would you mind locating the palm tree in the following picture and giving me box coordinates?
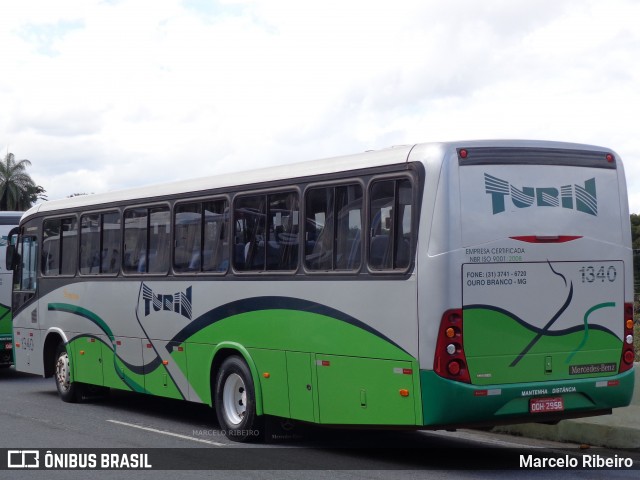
[0,152,47,210]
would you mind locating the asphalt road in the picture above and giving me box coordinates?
[0,367,638,480]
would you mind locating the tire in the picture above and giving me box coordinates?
[54,343,79,403]
[214,356,263,442]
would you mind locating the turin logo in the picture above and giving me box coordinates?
[142,283,192,320]
[484,174,597,216]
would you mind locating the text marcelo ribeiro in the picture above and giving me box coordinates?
[520,454,633,469]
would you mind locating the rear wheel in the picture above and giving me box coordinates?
[54,343,79,403]
[214,356,263,442]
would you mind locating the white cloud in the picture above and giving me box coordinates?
[1,0,640,213]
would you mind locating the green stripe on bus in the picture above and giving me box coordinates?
[463,307,622,385]
[0,305,12,336]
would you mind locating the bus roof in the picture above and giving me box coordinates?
[24,144,416,218]
[23,139,615,219]
[0,211,25,225]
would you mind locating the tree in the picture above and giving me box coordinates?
[0,152,47,210]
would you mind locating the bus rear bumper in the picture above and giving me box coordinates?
[420,367,635,429]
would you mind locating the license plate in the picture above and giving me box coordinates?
[529,396,564,413]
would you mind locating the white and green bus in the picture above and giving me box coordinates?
[8,141,635,441]
[0,211,23,366]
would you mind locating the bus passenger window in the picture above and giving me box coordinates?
[148,207,170,274]
[305,184,362,271]
[42,219,61,276]
[203,200,229,272]
[81,212,121,275]
[334,185,362,270]
[123,206,170,275]
[174,203,201,273]
[80,214,100,274]
[60,218,78,276]
[42,217,77,276]
[267,192,299,271]
[304,187,333,270]
[123,208,148,274]
[174,199,229,274]
[101,212,121,274]
[368,178,413,271]
[233,192,298,272]
[233,195,265,271]
[17,233,38,291]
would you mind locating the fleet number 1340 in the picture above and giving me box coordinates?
[579,265,617,283]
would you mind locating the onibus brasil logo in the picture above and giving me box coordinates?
[484,174,597,216]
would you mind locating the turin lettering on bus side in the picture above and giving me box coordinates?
[484,173,597,216]
[141,283,193,320]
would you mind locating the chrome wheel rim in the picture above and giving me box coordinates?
[56,352,71,393]
[222,373,246,426]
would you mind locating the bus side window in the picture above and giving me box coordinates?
[80,212,121,275]
[304,187,334,271]
[202,200,229,272]
[42,217,77,276]
[233,192,298,272]
[42,219,61,276]
[148,207,170,274]
[305,184,362,271]
[123,208,147,274]
[101,212,121,274]
[368,178,413,271]
[174,200,229,274]
[233,195,265,271]
[334,185,362,270]
[267,192,299,271]
[80,214,100,274]
[174,203,201,273]
[17,234,38,291]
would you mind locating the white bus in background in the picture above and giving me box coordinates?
[0,211,23,366]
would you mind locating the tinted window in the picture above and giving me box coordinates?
[42,219,61,276]
[124,207,170,274]
[42,217,77,276]
[203,200,229,272]
[148,207,170,274]
[233,192,299,271]
[80,214,100,274]
[123,208,148,274]
[368,178,413,270]
[80,212,121,275]
[102,212,122,274]
[174,199,229,273]
[17,230,38,291]
[305,184,362,271]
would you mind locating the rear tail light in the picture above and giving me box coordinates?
[434,309,470,383]
[619,303,635,373]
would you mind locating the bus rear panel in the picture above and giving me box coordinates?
[421,144,634,427]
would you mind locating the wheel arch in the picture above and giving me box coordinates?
[43,328,68,378]
[209,342,264,416]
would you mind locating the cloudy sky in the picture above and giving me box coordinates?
[2,0,640,211]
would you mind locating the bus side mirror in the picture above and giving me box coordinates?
[5,244,15,270]
[5,227,19,271]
